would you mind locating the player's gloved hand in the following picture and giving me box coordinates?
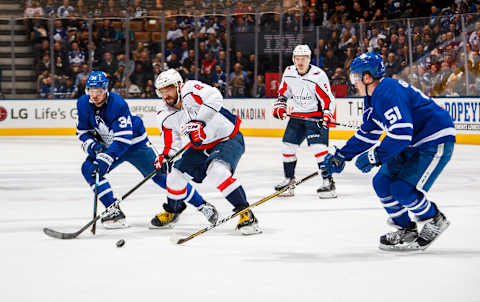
[154,154,173,174]
[185,120,206,147]
[81,139,104,158]
[272,97,287,120]
[95,153,114,177]
[355,148,381,173]
[321,148,346,174]
[317,111,334,129]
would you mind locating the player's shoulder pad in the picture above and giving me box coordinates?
[283,65,297,76]
[308,65,327,78]
[156,102,177,126]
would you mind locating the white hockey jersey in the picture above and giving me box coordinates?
[278,64,335,117]
[156,80,241,155]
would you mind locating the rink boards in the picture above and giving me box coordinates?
[0,97,479,144]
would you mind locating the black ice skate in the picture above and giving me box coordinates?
[274,177,296,197]
[235,209,262,235]
[149,202,186,229]
[101,203,128,229]
[317,175,337,199]
[198,201,219,224]
[379,221,418,251]
[409,209,450,251]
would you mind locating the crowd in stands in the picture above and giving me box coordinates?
[22,0,480,99]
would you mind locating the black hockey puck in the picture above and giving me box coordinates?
[116,239,125,248]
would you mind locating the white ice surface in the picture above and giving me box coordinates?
[0,136,479,302]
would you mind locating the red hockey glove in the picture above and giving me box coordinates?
[273,97,287,120]
[317,111,334,129]
[185,120,206,147]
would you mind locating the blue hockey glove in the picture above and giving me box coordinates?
[322,149,346,175]
[81,139,104,158]
[95,153,114,177]
[355,148,380,173]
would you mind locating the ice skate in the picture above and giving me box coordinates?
[409,209,450,251]
[274,177,296,197]
[101,203,128,229]
[379,221,418,251]
[198,201,218,224]
[235,209,262,235]
[149,202,186,229]
[317,175,337,199]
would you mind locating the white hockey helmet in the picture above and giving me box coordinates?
[155,69,184,99]
[292,44,312,63]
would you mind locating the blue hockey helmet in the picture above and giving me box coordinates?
[86,71,109,94]
[349,52,385,84]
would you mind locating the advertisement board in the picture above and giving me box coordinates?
[0,97,479,144]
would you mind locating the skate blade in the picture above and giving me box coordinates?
[148,223,176,230]
[276,189,294,197]
[238,224,263,235]
[102,219,129,229]
[317,191,337,199]
[378,243,423,253]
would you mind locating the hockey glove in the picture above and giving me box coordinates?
[185,120,206,147]
[322,148,346,175]
[317,111,334,129]
[154,154,173,174]
[81,139,104,158]
[355,148,380,173]
[272,97,287,120]
[95,153,114,177]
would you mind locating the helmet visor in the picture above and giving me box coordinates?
[349,72,362,85]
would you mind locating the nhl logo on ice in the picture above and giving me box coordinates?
[0,106,7,122]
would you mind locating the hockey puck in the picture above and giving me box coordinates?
[116,239,125,248]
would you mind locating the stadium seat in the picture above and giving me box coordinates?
[129,21,144,32]
[146,19,162,31]
[134,32,151,42]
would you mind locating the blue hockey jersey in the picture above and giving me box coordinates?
[76,92,148,160]
[339,78,456,163]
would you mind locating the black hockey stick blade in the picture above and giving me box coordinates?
[173,171,319,245]
[42,145,190,240]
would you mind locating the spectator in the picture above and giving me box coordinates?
[167,52,181,70]
[384,52,401,77]
[233,50,248,69]
[57,0,74,18]
[141,81,155,98]
[117,53,135,78]
[201,52,217,78]
[99,52,118,77]
[127,84,142,98]
[39,76,53,99]
[211,64,226,95]
[53,20,67,42]
[206,33,222,54]
[182,49,195,71]
[75,63,89,88]
[36,54,51,75]
[131,0,147,18]
[87,41,102,68]
[97,19,116,53]
[104,0,120,17]
[44,0,57,16]
[251,74,265,98]
[115,22,134,49]
[167,20,183,42]
[68,41,86,67]
[61,77,77,98]
[130,63,147,88]
[311,48,324,68]
[331,67,347,85]
[229,62,248,97]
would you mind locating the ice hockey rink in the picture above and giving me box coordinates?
[1,136,479,302]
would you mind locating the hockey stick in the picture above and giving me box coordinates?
[91,172,99,235]
[173,170,320,245]
[43,144,191,240]
[287,114,359,129]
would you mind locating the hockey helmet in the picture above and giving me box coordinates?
[349,52,385,84]
[86,71,109,95]
[292,44,311,63]
[155,69,183,99]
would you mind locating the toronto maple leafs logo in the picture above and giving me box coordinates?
[95,115,114,146]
